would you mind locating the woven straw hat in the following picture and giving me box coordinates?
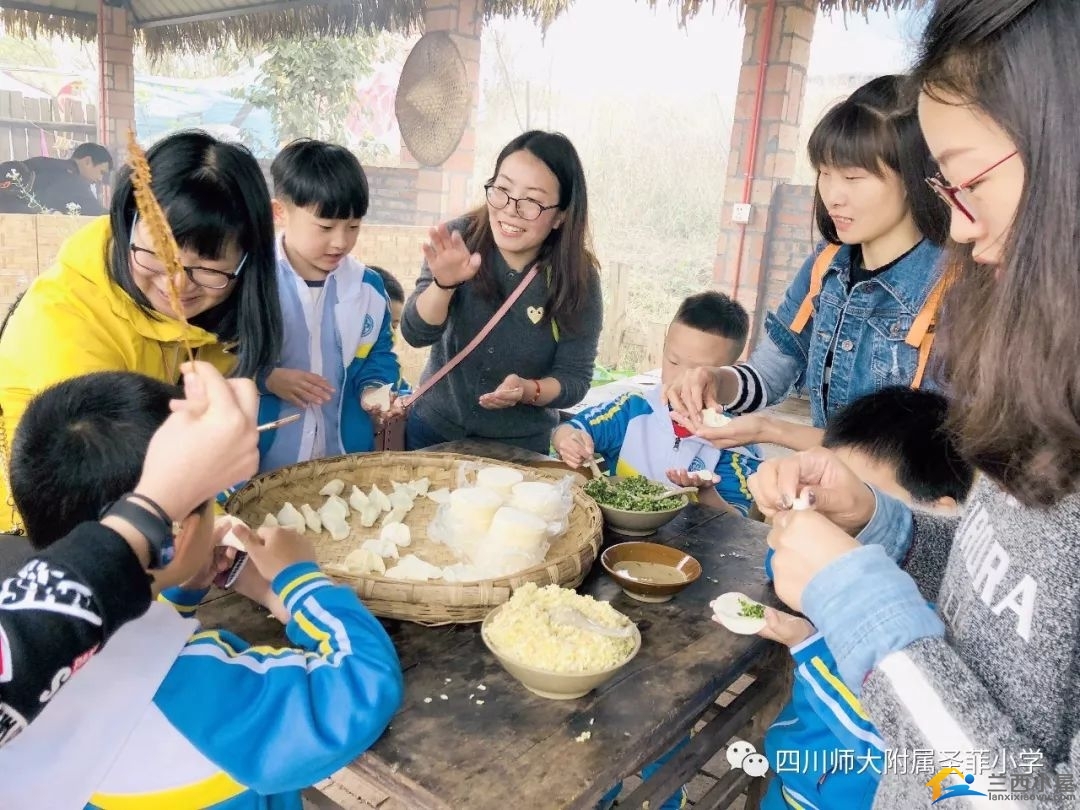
[395,31,471,167]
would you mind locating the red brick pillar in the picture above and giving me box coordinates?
[713,0,816,339]
[97,0,135,159]
[405,0,482,225]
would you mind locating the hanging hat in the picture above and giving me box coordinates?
[395,31,471,167]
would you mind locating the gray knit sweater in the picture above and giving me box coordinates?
[401,226,602,454]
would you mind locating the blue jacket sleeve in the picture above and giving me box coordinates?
[346,284,401,398]
[711,450,759,517]
[569,392,648,471]
[154,562,404,793]
[789,633,887,758]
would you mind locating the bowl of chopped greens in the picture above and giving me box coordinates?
[583,475,689,536]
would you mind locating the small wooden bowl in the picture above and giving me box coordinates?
[601,542,702,603]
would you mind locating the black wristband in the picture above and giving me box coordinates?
[432,276,463,290]
[100,494,175,570]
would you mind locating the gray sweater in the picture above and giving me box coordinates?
[809,476,1080,808]
[401,230,602,454]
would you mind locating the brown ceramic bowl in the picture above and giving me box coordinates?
[601,542,702,603]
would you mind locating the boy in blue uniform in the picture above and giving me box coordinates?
[258,139,400,474]
[555,291,759,516]
[759,388,974,810]
[0,371,404,809]
[369,265,413,396]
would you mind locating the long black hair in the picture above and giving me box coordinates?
[109,130,281,379]
[808,74,949,246]
[463,130,598,333]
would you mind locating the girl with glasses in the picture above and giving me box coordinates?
[751,1,1080,806]
[665,75,951,453]
[0,130,281,532]
[401,130,602,454]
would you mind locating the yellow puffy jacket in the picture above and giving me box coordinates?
[0,217,235,532]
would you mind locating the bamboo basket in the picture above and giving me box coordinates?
[225,452,603,625]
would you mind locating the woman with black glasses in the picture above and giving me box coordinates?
[401,130,603,453]
[0,130,280,533]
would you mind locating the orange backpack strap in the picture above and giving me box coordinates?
[790,244,842,334]
[906,273,949,389]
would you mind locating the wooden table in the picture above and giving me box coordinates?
[202,507,781,809]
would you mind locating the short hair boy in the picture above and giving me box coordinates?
[555,291,758,515]
[260,138,401,475]
[1,370,403,806]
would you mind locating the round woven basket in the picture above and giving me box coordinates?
[225,452,603,625]
[395,31,471,167]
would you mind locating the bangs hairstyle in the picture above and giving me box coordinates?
[10,371,181,548]
[462,130,598,333]
[809,74,949,246]
[271,138,369,220]
[912,0,1080,506]
[109,130,281,379]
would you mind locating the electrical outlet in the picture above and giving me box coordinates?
[732,203,752,224]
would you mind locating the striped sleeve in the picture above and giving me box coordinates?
[156,586,207,618]
[726,363,768,414]
[711,449,759,516]
[155,562,404,794]
[569,392,652,470]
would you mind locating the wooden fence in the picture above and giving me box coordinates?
[0,90,98,163]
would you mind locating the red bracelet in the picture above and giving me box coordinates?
[529,379,542,405]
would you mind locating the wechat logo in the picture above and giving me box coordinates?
[726,740,770,778]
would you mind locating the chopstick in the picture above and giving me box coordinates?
[256,413,302,433]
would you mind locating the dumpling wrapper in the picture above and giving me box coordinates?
[426,487,451,505]
[348,485,369,512]
[362,383,393,414]
[319,479,345,497]
[409,477,430,496]
[361,537,399,560]
[343,548,386,575]
[261,513,279,529]
[276,502,306,533]
[360,503,381,528]
[380,522,411,548]
[701,408,732,428]
[369,484,392,513]
[300,504,322,533]
[381,506,408,527]
[710,592,767,635]
[384,553,443,581]
[691,470,719,485]
[324,515,350,541]
[791,491,812,511]
[217,515,247,550]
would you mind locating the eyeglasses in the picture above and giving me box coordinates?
[926,150,1019,224]
[484,184,560,221]
[128,213,247,290]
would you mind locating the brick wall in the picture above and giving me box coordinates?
[753,183,815,343]
[97,2,135,162]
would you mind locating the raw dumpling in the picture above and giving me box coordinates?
[343,548,386,575]
[276,502,306,533]
[363,383,393,413]
[300,504,322,533]
[476,466,524,497]
[381,506,408,527]
[319,479,345,497]
[380,522,411,548]
[384,554,442,581]
[324,515,350,541]
[319,495,349,525]
[261,513,279,529]
[691,470,719,485]
[388,489,414,512]
[701,408,731,428]
[368,484,392,513]
[360,502,381,528]
[348,485,369,512]
[426,487,451,505]
[361,537,399,560]
[218,515,247,550]
[409,477,430,496]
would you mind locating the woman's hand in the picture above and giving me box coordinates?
[662,366,738,429]
[748,447,876,534]
[479,374,527,410]
[694,413,771,449]
[553,425,594,468]
[422,223,481,288]
[266,368,334,408]
[767,508,861,614]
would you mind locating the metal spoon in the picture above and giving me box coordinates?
[548,606,636,639]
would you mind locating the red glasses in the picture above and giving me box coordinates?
[926,150,1019,223]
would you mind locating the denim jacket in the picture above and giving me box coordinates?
[749,239,945,427]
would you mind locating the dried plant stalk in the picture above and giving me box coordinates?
[126,129,195,365]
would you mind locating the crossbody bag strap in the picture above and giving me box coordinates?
[401,264,541,408]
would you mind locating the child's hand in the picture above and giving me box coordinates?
[666,468,716,490]
[180,545,235,591]
[267,368,334,408]
[423,223,482,288]
[232,523,317,583]
[553,425,594,468]
[757,607,815,647]
[228,556,291,623]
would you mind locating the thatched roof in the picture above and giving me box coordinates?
[0,0,929,57]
